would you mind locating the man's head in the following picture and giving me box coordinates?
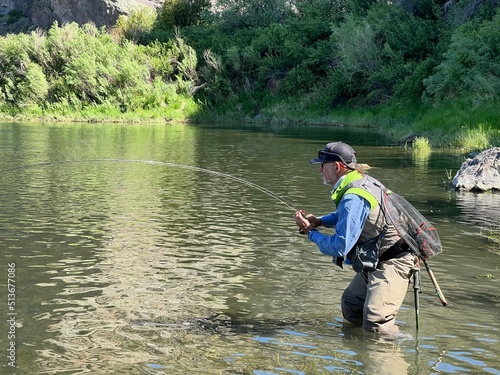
[309,142,357,169]
[309,142,357,186]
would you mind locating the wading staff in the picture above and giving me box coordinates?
[413,256,421,330]
[422,258,448,306]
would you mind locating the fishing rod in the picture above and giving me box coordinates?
[4,158,449,332]
[0,159,300,212]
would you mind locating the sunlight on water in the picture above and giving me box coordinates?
[0,122,499,374]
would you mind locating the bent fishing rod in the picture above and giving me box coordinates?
[3,158,447,315]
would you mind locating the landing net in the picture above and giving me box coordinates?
[382,190,442,260]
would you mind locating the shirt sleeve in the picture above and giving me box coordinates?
[318,212,338,227]
[307,194,371,257]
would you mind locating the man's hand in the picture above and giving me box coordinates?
[305,214,322,228]
[295,210,319,234]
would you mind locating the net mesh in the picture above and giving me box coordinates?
[382,190,442,260]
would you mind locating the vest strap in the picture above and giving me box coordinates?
[344,187,378,210]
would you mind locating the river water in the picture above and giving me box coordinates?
[0,122,499,375]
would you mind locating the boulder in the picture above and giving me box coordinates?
[31,0,159,29]
[1,0,162,34]
[451,147,500,191]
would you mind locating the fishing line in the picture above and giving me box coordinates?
[0,159,299,212]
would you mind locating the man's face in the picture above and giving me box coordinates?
[320,161,340,186]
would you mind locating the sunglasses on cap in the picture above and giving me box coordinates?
[317,149,356,170]
[320,161,336,168]
[318,150,348,164]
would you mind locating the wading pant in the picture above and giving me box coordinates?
[341,253,414,334]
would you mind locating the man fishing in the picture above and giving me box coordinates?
[295,141,413,336]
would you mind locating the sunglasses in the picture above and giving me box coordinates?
[320,161,335,168]
[318,150,353,169]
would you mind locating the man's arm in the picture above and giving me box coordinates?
[318,212,338,228]
[308,194,371,257]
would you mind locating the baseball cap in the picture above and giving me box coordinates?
[309,141,357,169]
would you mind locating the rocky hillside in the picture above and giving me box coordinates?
[0,0,163,34]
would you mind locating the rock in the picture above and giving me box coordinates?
[451,147,500,191]
[1,0,163,34]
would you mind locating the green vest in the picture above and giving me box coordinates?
[331,171,401,269]
[330,170,379,209]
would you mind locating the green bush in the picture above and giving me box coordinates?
[328,3,442,106]
[198,49,233,105]
[19,62,48,105]
[279,65,316,95]
[157,0,211,30]
[424,9,500,104]
[0,33,35,105]
[0,22,203,119]
[210,0,293,31]
[2,0,499,131]
[113,7,157,42]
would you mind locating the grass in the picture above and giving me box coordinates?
[412,137,431,152]
[456,123,495,152]
[204,94,500,152]
[2,91,499,154]
[0,97,200,124]
[334,102,500,152]
[443,169,455,185]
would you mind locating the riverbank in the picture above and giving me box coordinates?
[2,9,499,153]
[2,98,499,153]
[192,98,500,153]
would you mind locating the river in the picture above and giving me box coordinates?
[0,122,499,374]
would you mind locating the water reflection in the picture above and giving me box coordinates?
[0,123,499,375]
[410,149,432,173]
[454,191,500,235]
[24,163,264,373]
[249,322,412,375]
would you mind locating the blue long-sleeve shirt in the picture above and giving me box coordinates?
[308,193,371,258]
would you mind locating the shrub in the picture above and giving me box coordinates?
[113,7,157,42]
[279,65,316,95]
[157,0,211,30]
[18,62,48,105]
[332,15,381,77]
[423,10,500,104]
[0,33,33,105]
[0,22,202,118]
[457,123,493,151]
